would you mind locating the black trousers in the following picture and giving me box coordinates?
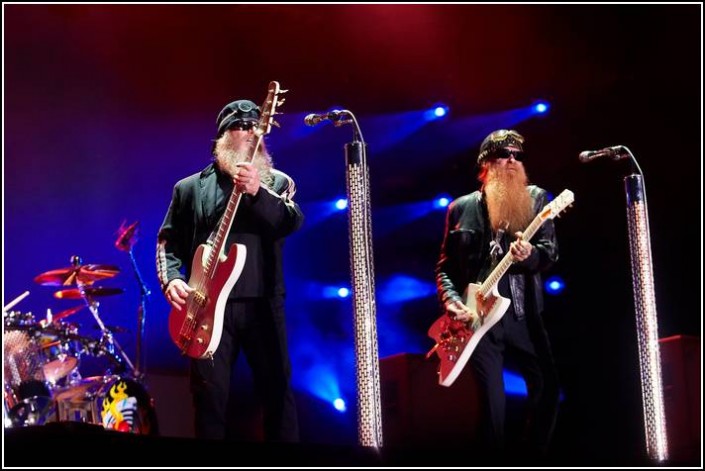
[470,307,560,456]
[190,297,299,442]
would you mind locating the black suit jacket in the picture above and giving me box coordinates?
[157,163,304,299]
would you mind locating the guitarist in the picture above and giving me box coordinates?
[156,99,303,442]
[435,129,560,460]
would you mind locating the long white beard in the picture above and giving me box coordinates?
[213,133,274,186]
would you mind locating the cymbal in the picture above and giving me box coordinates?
[54,287,124,300]
[51,305,86,322]
[34,264,120,287]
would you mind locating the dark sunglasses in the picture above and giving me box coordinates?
[491,148,525,162]
[228,121,257,131]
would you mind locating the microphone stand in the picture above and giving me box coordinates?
[127,247,150,379]
[619,147,669,463]
[114,221,151,380]
[333,111,384,448]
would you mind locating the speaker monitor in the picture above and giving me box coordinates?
[379,352,481,447]
[659,335,701,464]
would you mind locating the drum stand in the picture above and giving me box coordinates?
[77,281,136,376]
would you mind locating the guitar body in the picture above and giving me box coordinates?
[427,282,510,386]
[168,242,247,359]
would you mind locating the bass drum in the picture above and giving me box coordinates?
[54,375,159,435]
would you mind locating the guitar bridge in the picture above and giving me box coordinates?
[192,291,207,306]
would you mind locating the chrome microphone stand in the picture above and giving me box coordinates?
[308,111,384,448]
[582,147,669,462]
[620,148,668,463]
[336,112,384,448]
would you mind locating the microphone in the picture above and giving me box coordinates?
[578,145,627,163]
[304,110,344,126]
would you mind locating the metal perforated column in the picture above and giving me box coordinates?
[345,140,383,448]
[625,174,668,462]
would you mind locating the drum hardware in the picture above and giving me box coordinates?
[36,256,137,377]
[7,394,55,427]
[92,324,129,334]
[43,304,85,324]
[3,310,38,330]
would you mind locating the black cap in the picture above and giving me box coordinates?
[215,99,261,137]
[477,129,525,164]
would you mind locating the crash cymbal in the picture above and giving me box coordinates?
[51,305,86,322]
[34,264,120,287]
[54,287,124,300]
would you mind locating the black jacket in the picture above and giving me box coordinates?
[157,163,304,298]
[435,185,558,319]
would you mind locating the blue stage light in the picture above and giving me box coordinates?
[334,198,348,210]
[545,275,565,295]
[533,101,549,114]
[333,398,346,412]
[321,285,351,299]
[433,194,452,209]
[424,104,449,121]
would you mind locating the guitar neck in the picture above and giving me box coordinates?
[478,213,545,298]
[203,135,264,277]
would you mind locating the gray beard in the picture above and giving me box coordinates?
[213,135,273,186]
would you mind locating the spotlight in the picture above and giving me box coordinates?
[533,101,550,114]
[433,194,452,209]
[545,275,565,295]
[334,198,348,211]
[424,104,449,121]
[321,285,351,299]
[333,398,346,412]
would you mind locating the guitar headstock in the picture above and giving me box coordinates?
[255,81,287,137]
[540,189,575,220]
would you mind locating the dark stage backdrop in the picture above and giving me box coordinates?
[4,4,701,462]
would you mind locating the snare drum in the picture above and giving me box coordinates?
[54,375,158,435]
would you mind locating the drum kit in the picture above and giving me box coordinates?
[3,257,158,435]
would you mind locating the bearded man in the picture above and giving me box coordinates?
[157,99,303,442]
[435,129,560,462]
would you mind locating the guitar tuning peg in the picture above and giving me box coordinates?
[277,98,286,106]
[271,120,281,128]
[279,88,289,94]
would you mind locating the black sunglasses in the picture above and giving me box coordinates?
[491,148,525,162]
[228,121,257,131]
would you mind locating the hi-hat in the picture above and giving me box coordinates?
[34,264,120,287]
[54,287,124,300]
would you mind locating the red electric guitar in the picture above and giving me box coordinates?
[168,81,284,359]
[427,189,574,386]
